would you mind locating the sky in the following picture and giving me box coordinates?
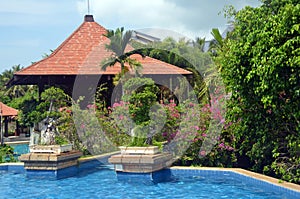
[0,0,261,73]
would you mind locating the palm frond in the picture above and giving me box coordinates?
[125,57,143,77]
[210,28,223,47]
[186,67,208,101]
[121,30,132,53]
[101,57,118,71]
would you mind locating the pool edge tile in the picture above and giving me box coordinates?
[170,166,300,197]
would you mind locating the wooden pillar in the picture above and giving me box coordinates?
[169,76,172,92]
[4,117,8,137]
[38,82,45,101]
[0,115,2,145]
[16,120,20,136]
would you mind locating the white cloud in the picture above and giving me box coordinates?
[76,0,261,40]
[77,0,184,28]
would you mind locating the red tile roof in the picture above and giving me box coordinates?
[15,15,192,76]
[0,102,18,116]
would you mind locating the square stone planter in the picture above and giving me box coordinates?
[29,144,73,154]
[119,146,160,155]
[109,145,172,176]
[19,150,82,179]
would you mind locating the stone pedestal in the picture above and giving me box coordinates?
[119,146,160,155]
[29,144,73,154]
[109,153,172,173]
[109,146,173,183]
[19,150,82,179]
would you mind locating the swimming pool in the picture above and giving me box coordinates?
[7,142,29,156]
[0,165,299,199]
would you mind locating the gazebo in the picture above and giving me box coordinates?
[0,102,18,144]
[7,15,192,103]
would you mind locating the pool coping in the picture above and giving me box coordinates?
[78,151,119,163]
[171,166,300,194]
[0,162,24,166]
[5,141,30,145]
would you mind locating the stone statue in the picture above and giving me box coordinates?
[29,126,40,146]
[40,118,57,145]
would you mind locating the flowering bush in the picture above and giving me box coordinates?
[57,106,89,154]
[101,76,236,165]
[105,85,236,166]
[109,77,161,146]
[169,90,236,166]
[72,101,119,155]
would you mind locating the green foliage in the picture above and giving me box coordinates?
[56,106,89,155]
[72,101,118,155]
[123,78,159,125]
[218,0,300,183]
[129,124,150,147]
[210,28,223,49]
[102,27,143,83]
[33,87,70,123]
[0,144,16,163]
[54,135,69,145]
[172,89,236,167]
[0,90,10,104]
[0,65,36,101]
[124,77,159,145]
[9,91,39,127]
[131,37,214,101]
[0,65,40,128]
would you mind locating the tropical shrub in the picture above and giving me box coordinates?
[217,0,300,183]
[108,77,160,146]
[0,144,16,163]
[171,90,236,166]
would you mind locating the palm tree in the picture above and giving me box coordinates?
[193,37,206,52]
[1,65,25,98]
[209,28,225,56]
[0,65,22,87]
[0,65,36,100]
[101,27,143,83]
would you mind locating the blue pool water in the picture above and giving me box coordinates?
[0,167,298,199]
[10,143,29,156]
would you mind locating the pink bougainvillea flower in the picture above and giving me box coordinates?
[112,102,120,108]
[87,104,94,109]
[189,102,194,107]
[220,118,225,124]
[193,125,200,131]
[219,143,225,148]
[226,146,234,151]
[199,150,206,157]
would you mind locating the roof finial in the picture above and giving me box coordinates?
[84,0,94,22]
[87,0,90,14]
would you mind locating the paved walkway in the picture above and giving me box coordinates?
[4,133,30,143]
